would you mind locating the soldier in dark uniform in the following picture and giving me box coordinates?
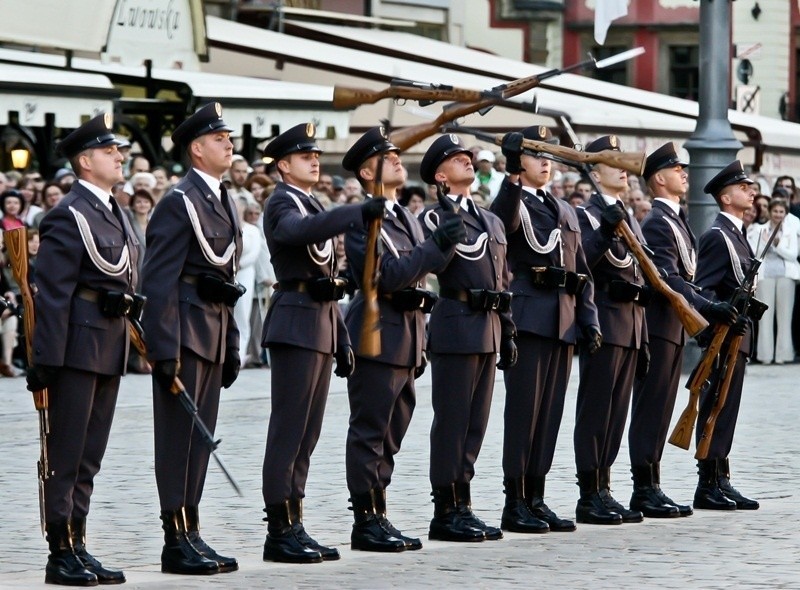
[419,134,516,543]
[261,124,385,564]
[627,143,738,518]
[27,113,139,585]
[142,103,243,576]
[490,127,600,534]
[341,127,465,552]
[573,135,647,525]
[692,160,760,511]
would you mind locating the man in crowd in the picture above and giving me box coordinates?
[142,103,243,576]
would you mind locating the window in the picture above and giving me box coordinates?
[669,45,699,100]
[590,45,628,85]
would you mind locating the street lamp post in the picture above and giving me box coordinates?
[684,0,742,237]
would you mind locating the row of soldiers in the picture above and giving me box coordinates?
[26,103,759,585]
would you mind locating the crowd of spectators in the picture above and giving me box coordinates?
[1,137,799,377]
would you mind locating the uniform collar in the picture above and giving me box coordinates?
[720,211,744,232]
[654,197,680,215]
[193,167,222,200]
[77,179,112,210]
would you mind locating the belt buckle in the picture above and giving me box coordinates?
[486,290,500,311]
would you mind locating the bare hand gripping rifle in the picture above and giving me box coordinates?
[127,319,243,496]
[449,124,709,339]
[5,227,48,535]
[688,221,781,459]
[387,47,645,152]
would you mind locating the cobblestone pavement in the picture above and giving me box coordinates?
[0,358,797,589]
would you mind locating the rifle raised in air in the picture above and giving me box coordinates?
[4,227,49,535]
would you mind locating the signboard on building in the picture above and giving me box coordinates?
[736,85,761,114]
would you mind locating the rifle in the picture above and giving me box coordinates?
[127,318,243,496]
[4,227,48,535]
[693,220,782,459]
[333,79,495,110]
[389,47,645,152]
[358,124,387,358]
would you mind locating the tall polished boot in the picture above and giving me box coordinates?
[693,460,737,510]
[525,474,575,532]
[716,458,759,510]
[288,498,340,561]
[599,467,643,523]
[160,509,219,575]
[350,490,406,552]
[428,484,485,542]
[374,488,422,550]
[70,517,125,584]
[629,464,679,518]
[500,477,548,533]
[575,470,622,525]
[183,506,238,572]
[454,482,503,540]
[45,520,98,586]
[262,501,323,563]
[651,462,693,516]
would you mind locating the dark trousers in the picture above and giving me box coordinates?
[574,343,637,472]
[503,334,572,478]
[153,348,222,511]
[45,368,120,522]
[345,358,416,494]
[429,352,496,487]
[629,337,683,466]
[695,350,747,459]
[262,345,332,504]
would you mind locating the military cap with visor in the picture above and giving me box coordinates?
[57,112,123,159]
[172,102,234,147]
[263,122,322,161]
[419,134,472,185]
[703,160,754,196]
[342,126,399,173]
[643,142,688,181]
[585,135,621,154]
[519,125,559,157]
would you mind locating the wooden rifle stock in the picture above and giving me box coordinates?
[4,227,49,535]
[358,148,386,357]
[695,332,743,460]
[668,323,729,450]
[332,84,488,110]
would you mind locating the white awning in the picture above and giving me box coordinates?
[0,48,350,139]
[0,62,117,127]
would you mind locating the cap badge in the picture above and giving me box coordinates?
[538,126,547,140]
[448,134,459,145]
[305,123,316,138]
[609,135,619,148]
[103,112,113,129]
[214,102,222,117]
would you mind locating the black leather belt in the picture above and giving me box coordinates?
[439,287,512,313]
[381,287,437,313]
[596,279,649,305]
[75,286,146,319]
[515,266,588,296]
[275,277,347,302]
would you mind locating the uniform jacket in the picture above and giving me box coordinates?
[577,193,647,349]
[262,181,363,354]
[491,179,599,344]
[420,198,512,355]
[641,200,710,346]
[345,199,449,368]
[33,182,139,375]
[695,213,755,355]
[142,169,243,363]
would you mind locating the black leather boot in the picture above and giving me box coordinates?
[374,488,422,550]
[599,467,643,523]
[525,474,575,532]
[350,490,406,552]
[183,506,238,572]
[45,520,98,586]
[575,470,622,525]
[428,484,485,542]
[693,460,737,510]
[500,477,549,533]
[629,464,680,518]
[262,501,323,563]
[717,458,759,510]
[70,517,125,584]
[288,498,340,561]
[454,482,503,540]
[652,462,693,516]
[160,509,219,575]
